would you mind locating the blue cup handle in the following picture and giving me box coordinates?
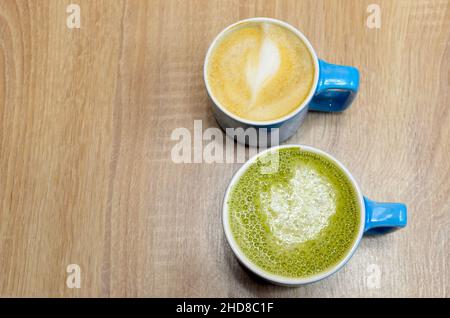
[364,197,407,234]
[309,59,360,112]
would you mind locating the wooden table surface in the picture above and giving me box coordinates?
[0,0,449,297]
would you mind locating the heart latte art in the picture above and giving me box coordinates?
[227,147,361,278]
[207,22,315,122]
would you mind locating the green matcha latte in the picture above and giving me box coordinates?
[227,147,361,278]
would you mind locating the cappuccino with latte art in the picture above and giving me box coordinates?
[206,21,315,122]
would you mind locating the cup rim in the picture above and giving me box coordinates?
[203,17,320,126]
[222,144,366,285]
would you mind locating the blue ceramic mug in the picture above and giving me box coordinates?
[222,145,407,285]
[204,18,360,147]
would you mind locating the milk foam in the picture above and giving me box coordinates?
[260,166,337,247]
[246,26,281,102]
[207,21,315,121]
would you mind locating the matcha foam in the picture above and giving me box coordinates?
[228,147,360,278]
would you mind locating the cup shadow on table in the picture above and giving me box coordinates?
[221,227,396,291]
[221,242,319,296]
[204,106,345,153]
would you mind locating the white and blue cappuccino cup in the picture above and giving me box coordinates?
[222,145,407,286]
[204,18,360,147]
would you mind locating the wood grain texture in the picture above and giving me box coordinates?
[0,0,449,297]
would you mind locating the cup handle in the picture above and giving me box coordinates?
[363,197,407,234]
[309,59,360,112]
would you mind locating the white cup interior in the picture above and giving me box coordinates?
[203,17,320,126]
[222,144,366,285]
